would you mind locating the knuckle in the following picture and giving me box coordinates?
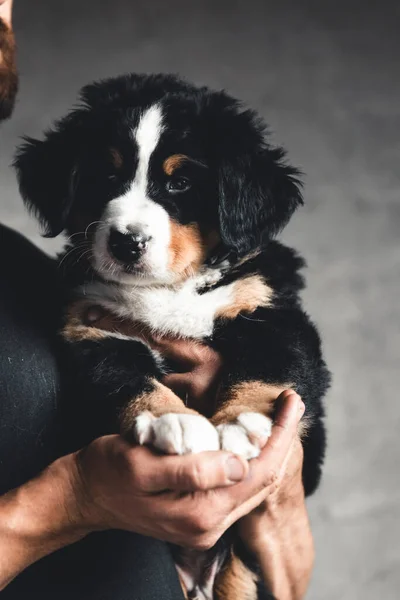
[131,467,146,489]
[123,451,140,476]
[267,479,280,497]
[263,469,278,489]
[120,450,148,487]
[254,468,279,494]
[188,461,210,491]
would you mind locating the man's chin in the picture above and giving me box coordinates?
[0,17,18,122]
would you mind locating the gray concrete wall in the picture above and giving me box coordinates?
[1,1,399,597]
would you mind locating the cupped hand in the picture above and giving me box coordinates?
[238,390,305,551]
[71,392,303,550]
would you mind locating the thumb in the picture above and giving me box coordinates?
[146,450,249,493]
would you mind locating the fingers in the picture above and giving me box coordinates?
[255,390,304,470]
[124,391,302,498]
[132,447,249,493]
[215,391,304,508]
[161,372,192,398]
[160,338,222,370]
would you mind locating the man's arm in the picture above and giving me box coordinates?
[0,394,304,592]
[0,454,87,590]
[253,496,314,600]
[238,392,314,600]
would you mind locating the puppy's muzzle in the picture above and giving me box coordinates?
[108,228,151,265]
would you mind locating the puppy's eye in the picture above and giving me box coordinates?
[166,176,191,194]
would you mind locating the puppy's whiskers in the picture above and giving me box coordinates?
[58,242,92,271]
[84,221,103,239]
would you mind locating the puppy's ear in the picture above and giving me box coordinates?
[209,98,303,257]
[218,147,303,256]
[14,132,78,237]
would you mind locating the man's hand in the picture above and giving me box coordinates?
[71,392,304,550]
[0,393,303,590]
[83,305,223,412]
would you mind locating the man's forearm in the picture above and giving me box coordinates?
[0,455,89,590]
[253,500,314,600]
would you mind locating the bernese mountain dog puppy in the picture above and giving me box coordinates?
[14,73,330,600]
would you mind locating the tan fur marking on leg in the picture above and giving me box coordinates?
[215,553,258,600]
[62,301,108,342]
[120,379,198,436]
[168,221,208,277]
[212,381,292,426]
[163,154,189,175]
[217,275,273,320]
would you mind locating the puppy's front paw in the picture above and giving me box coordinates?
[216,412,272,460]
[134,411,220,455]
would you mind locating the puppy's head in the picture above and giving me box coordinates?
[14,73,302,285]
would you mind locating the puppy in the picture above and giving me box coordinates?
[15,73,330,599]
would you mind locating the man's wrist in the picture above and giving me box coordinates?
[0,453,92,590]
[252,499,314,600]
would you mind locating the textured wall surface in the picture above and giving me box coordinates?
[1,1,399,597]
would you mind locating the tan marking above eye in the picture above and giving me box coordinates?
[110,148,123,169]
[163,154,189,176]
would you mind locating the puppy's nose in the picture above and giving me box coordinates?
[108,228,150,264]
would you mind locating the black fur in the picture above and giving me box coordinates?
[208,242,329,495]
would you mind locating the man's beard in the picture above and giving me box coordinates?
[0,17,18,122]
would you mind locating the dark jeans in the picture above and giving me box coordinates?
[0,224,184,600]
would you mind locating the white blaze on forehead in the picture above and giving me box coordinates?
[92,103,172,284]
[133,104,164,194]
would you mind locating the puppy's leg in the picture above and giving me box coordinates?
[211,381,292,460]
[63,300,219,454]
[122,379,220,455]
[214,552,258,600]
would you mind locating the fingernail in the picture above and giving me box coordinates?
[226,456,246,482]
[287,392,302,407]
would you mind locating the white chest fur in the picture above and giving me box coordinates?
[80,270,235,339]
